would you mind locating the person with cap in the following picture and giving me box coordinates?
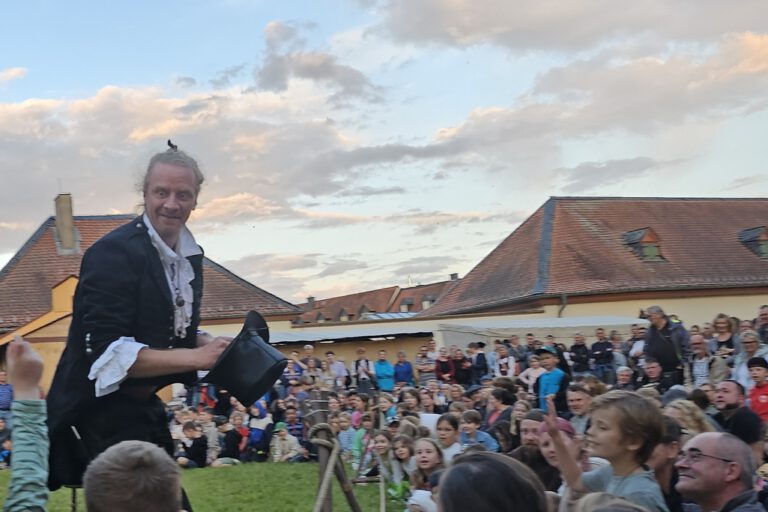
[747,356,768,422]
[463,385,487,419]
[533,346,570,414]
[270,422,301,462]
[46,145,231,503]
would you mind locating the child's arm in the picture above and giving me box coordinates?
[4,337,48,512]
[544,396,587,493]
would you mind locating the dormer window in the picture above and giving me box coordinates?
[421,294,437,309]
[623,228,664,261]
[400,298,414,313]
[739,226,768,259]
[338,308,350,322]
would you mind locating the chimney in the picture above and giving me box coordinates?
[306,296,316,311]
[54,194,79,254]
[450,273,459,281]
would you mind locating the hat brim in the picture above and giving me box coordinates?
[203,310,287,406]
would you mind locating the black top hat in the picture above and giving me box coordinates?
[202,310,287,406]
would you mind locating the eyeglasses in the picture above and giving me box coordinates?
[677,448,732,464]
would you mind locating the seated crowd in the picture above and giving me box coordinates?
[4,304,768,511]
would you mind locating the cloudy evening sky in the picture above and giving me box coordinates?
[1,1,767,304]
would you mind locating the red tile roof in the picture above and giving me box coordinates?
[423,197,768,316]
[296,286,400,323]
[295,280,460,324]
[0,215,299,332]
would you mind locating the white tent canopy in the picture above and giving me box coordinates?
[267,315,648,345]
[438,315,649,346]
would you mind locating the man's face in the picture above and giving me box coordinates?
[286,410,297,423]
[304,346,314,357]
[357,349,365,359]
[739,320,753,333]
[379,351,387,361]
[326,353,336,363]
[567,390,591,416]
[617,371,632,384]
[715,382,743,411]
[595,328,605,340]
[143,162,197,247]
[428,340,436,351]
[418,346,427,356]
[520,419,542,446]
[645,362,662,380]
[496,346,508,358]
[526,335,535,345]
[760,307,768,326]
[647,311,663,325]
[702,323,713,337]
[509,335,519,345]
[573,334,584,345]
[675,435,735,501]
[689,335,707,356]
[397,352,406,362]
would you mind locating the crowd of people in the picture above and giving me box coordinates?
[4,305,768,511]
[126,304,768,511]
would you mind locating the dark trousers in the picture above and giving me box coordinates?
[49,391,193,510]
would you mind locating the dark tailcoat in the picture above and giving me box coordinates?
[46,217,203,488]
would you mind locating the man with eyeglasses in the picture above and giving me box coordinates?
[675,432,763,512]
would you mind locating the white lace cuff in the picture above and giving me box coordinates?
[88,337,148,397]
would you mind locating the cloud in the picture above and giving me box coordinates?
[209,64,247,89]
[335,185,405,197]
[387,209,527,234]
[389,255,461,284]
[0,67,28,83]
[316,258,369,278]
[556,157,675,193]
[725,174,768,191]
[371,0,768,52]
[254,21,383,105]
[219,252,320,302]
[531,33,768,133]
[175,76,197,88]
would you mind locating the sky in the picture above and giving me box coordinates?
[1,1,767,305]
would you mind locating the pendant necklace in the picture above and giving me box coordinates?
[171,263,185,308]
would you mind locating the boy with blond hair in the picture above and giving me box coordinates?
[545,391,668,511]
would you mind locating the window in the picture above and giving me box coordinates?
[739,227,768,259]
[622,228,664,262]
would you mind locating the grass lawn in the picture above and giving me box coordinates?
[0,463,391,511]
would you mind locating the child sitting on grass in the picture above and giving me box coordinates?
[337,412,356,462]
[270,422,301,462]
[544,392,668,511]
[176,421,208,469]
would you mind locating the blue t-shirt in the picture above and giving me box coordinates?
[538,368,566,411]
